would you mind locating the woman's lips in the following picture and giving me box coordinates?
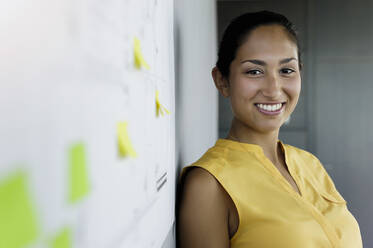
[254,102,286,116]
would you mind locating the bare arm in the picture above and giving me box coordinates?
[177,167,230,248]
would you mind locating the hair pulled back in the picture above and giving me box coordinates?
[216,10,302,78]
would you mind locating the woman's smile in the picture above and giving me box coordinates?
[254,102,286,116]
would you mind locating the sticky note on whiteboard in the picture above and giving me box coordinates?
[68,143,90,203]
[0,171,39,248]
[50,227,72,248]
[155,90,170,117]
[117,121,137,158]
[133,37,150,70]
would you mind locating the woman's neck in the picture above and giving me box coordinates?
[226,118,281,166]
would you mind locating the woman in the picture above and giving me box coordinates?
[177,11,362,248]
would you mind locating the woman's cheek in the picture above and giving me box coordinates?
[284,76,301,93]
[234,79,259,98]
[284,79,301,110]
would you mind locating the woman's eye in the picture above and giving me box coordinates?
[246,70,262,75]
[281,68,295,74]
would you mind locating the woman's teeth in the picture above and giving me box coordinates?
[255,103,283,112]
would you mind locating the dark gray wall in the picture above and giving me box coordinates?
[217,0,372,246]
[313,0,373,246]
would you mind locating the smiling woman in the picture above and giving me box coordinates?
[176,11,363,248]
[217,23,301,136]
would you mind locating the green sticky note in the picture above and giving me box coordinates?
[50,228,72,248]
[68,143,90,203]
[0,171,39,248]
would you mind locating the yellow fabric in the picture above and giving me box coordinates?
[180,139,362,248]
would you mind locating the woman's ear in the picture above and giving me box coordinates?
[211,67,230,98]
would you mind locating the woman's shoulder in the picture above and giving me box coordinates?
[177,166,231,247]
[180,144,228,178]
[178,166,230,224]
[182,167,223,194]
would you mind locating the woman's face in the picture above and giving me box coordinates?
[227,24,301,133]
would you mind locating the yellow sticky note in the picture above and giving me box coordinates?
[50,228,72,248]
[134,37,150,70]
[68,143,90,203]
[0,171,39,248]
[155,90,170,117]
[117,121,137,158]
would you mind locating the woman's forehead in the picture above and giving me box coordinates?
[236,26,298,62]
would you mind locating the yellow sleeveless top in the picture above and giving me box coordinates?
[180,139,362,248]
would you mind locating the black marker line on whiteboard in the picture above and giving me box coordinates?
[157,178,167,192]
[156,172,167,184]
[156,172,167,191]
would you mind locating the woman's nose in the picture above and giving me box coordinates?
[261,74,282,99]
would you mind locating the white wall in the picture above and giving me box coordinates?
[161,0,218,247]
[175,0,218,170]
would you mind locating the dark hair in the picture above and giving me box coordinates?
[216,10,303,78]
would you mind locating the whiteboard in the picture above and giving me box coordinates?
[0,0,175,247]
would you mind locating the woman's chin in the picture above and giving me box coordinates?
[233,116,285,134]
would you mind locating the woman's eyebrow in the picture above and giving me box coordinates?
[240,57,297,65]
